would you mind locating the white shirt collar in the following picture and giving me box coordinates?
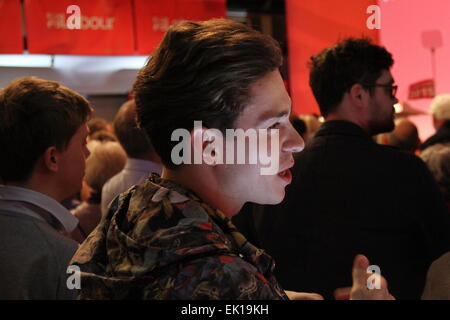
[0,185,78,232]
[125,158,162,174]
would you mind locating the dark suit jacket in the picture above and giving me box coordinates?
[234,120,450,300]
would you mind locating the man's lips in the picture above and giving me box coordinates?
[277,161,294,180]
[278,161,295,174]
[277,167,293,183]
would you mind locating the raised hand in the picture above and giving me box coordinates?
[349,254,395,300]
[285,290,324,300]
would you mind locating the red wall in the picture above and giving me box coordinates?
[286,0,379,115]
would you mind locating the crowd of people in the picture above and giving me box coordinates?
[0,18,449,300]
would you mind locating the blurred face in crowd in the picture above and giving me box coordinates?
[366,69,398,135]
[213,70,304,207]
[55,124,90,200]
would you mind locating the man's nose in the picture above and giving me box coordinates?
[283,126,305,153]
[393,95,399,104]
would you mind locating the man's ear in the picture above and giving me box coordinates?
[190,126,206,164]
[190,126,221,166]
[348,83,366,108]
[43,146,59,172]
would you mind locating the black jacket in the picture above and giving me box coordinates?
[234,120,450,300]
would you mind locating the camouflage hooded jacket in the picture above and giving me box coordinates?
[70,174,288,300]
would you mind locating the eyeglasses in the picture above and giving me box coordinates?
[362,83,398,98]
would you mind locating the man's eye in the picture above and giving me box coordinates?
[268,122,280,130]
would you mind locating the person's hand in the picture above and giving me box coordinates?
[333,286,351,300]
[285,290,324,300]
[347,254,395,300]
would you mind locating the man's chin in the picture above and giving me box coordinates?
[371,121,395,136]
[256,190,285,205]
[387,119,395,131]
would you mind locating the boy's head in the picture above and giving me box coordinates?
[133,19,304,209]
[0,77,92,199]
[133,19,284,168]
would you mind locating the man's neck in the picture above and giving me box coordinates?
[135,152,161,164]
[161,167,242,218]
[325,113,371,135]
[6,181,61,202]
[7,171,66,202]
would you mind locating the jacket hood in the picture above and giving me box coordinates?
[71,174,275,298]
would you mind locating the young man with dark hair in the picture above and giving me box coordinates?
[0,77,92,299]
[71,22,393,300]
[234,38,450,300]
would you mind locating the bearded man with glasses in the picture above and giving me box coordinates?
[234,38,450,300]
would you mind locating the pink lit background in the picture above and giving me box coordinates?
[287,0,450,141]
[380,0,450,141]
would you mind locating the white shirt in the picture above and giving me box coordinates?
[0,185,78,233]
[101,158,162,215]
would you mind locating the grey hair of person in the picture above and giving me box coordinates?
[420,143,450,200]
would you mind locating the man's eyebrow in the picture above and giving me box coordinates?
[257,106,291,124]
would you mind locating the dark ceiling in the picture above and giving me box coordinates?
[227,0,285,14]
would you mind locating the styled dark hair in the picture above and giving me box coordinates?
[0,77,92,183]
[309,38,394,116]
[133,19,282,169]
[113,99,154,159]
